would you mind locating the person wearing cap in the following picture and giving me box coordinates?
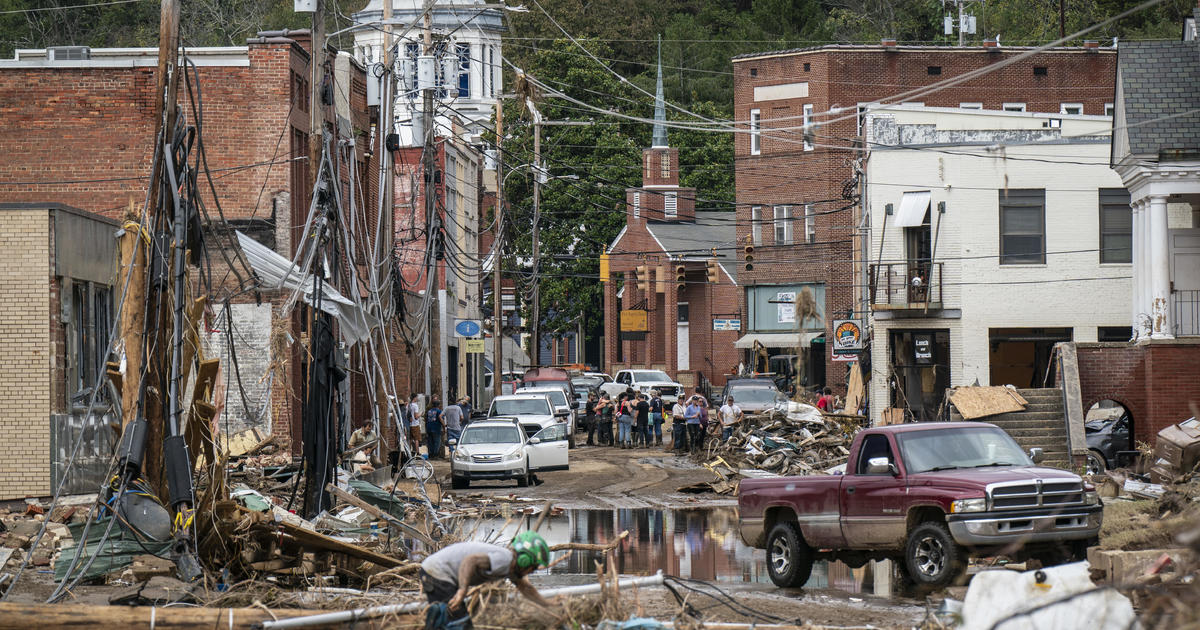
[420,531,556,625]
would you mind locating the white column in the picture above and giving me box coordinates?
[469,41,483,102]
[1138,200,1152,339]
[1149,194,1174,339]
[1131,200,1141,339]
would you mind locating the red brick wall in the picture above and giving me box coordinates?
[733,46,1117,394]
[1076,341,1200,444]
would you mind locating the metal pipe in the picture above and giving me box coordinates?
[257,571,665,630]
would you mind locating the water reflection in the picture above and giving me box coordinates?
[468,506,866,592]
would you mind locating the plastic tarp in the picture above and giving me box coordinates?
[960,562,1135,630]
[55,517,171,582]
[894,190,931,227]
[236,231,378,344]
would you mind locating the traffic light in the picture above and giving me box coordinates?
[743,243,755,272]
[636,265,649,292]
[706,258,720,284]
[674,264,686,291]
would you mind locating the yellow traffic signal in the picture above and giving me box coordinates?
[636,265,649,292]
[674,264,686,291]
[706,258,720,284]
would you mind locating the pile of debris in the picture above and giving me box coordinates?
[681,403,864,494]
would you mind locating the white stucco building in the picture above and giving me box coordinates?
[864,106,1132,423]
[350,0,504,143]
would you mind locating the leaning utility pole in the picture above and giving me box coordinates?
[422,0,443,402]
[310,0,326,184]
[492,99,504,396]
[526,98,542,367]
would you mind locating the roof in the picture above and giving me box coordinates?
[732,43,1114,62]
[1116,39,1200,156]
[644,211,739,283]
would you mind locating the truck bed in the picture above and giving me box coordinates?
[738,475,845,549]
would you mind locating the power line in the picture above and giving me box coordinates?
[0,0,147,14]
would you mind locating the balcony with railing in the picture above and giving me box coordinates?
[1176,290,1200,337]
[870,261,945,311]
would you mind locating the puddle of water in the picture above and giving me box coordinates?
[466,506,871,593]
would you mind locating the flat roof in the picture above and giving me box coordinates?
[1,46,251,68]
[733,43,1115,63]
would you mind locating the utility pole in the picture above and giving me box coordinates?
[493,99,504,397]
[310,0,326,184]
[1059,0,1066,39]
[422,0,442,402]
[526,98,542,367]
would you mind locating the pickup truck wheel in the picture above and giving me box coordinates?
[905,522,965,587]
[1085,450,1107,475]
[766,523,813,588]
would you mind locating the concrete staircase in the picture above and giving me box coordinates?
[949,388,1072,469]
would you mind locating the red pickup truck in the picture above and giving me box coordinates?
[738,422,1102,588]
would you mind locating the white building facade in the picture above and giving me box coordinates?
[864,106,1132,423]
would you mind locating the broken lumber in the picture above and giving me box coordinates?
[0,602,409,629]
[324,483,432,547]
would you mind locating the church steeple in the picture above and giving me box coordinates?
[651,34,668,149]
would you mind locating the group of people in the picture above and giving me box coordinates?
[578,387,746,454]
[410,394,474,460]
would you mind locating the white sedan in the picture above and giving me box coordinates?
[449,419,569,489]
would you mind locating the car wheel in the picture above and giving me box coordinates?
[905,522,965,588]
[765,522,813,588]
[451,476,469,490]
[1085,450,1107,475]
[517,461,531,487]
[568,432,576,449]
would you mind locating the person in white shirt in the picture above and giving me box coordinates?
[718,396,743,441]
[408,394,423,455]
[671,399,687,452]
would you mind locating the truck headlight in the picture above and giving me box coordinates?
[453,450,470,463]
[504,450,522,462]
[1083,490,1100,505]
[951,498,987,513]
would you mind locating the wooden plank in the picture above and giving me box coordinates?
[948,386,1026,420]
[187,359,221,470]
[276,518,404,569]
[844,362,864,414]
[881,407,905,426]
[0,602,406,629]
[325,483,433,547]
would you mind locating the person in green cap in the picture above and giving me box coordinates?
[419,531,555,626]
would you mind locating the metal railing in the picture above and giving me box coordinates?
[1175,289,1200,337]
[869,261,944,308]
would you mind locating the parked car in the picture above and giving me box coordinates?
[600,369,684,403]
[487,393,562,441]
[522,367,578,405]
[738,422,1102,589]
[449,419,569,489]
[719,378,788,414]
[517,386,578,447]
[1085,412,1133,474]
[571,375,605,407]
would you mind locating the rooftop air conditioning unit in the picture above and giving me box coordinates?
[48,46,90,61]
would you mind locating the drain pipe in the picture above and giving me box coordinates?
[256,571,666,630]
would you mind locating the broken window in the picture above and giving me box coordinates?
[999,189,1046,264]
[68,280,112,395]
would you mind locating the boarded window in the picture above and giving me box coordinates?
[664,192,678,218]
[999,189,1046,264]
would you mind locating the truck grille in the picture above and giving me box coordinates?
[656,386,680,397]
[988,479,1085,510]
[472,455,502,463]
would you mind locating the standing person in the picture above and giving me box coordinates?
[348,417,382,468]
[718,396,743,441]
[420,531,556,628]
[442,399,464,454]
[408,394,423,454]
[671,397,687,452]
[649,390,664,447]
[425,398,444,460]
[616,393,634,449]
[684,397,703,452]
[597,393,614,446]
[634,394,650,448]
[816,387,835,412]
[584,392,598,446]
[458,396,473,426]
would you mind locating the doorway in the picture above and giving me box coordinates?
[888,329,950,422]
[677,302,690,370]
[988,328,1072,388]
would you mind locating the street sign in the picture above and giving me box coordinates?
[713,318,742,331]
[464,338,485,353]
[454,319,482,337]
[620,309,648,332]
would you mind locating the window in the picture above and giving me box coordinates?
[405,43,419,92]
[1105,103,1115,116]
[644,153,652,179]
[803,204,815,243]
[751,205,763,245]
[456,43,471,98]
[856,434,895,475]
[1060,103,1083,115]
[749,67,757,77]
[1033,66,1048,76]
[632,192,641,219]
[485,45,493,96]
[802,104,814,151]
[803,63,810,72]
[660,151,670,178]
[1003,102,1027,112]
[677,302,689,323]
[999,189,1046,264]
[69,281,112,395]
[959,102,983,109]
[857,102,877,137]
[774,205,793,245]
[1099,188,1132,264]
[1098,326,1133,342]
[664,192,678,218]
[749,109,761,155]
[927,65,942,75]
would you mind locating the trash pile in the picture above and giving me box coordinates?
[681,402,864,494]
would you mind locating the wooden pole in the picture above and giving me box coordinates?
[309,0,326,185]
[117,198,145,429]
[492,99,504,397]
[0,603,411,630]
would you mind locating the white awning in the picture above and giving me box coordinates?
[894,190,931,227]
[734,332,825,349]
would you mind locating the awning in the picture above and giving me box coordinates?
[894,190,931,227]
[734,332,825,349]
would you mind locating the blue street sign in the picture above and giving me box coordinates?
[455,320,482,337]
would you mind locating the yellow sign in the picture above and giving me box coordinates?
[599,253,610,282]
[620,309,648,332]
[464,338,485,353]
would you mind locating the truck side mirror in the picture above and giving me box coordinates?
[1029,447,1046,464]
[866,456,897,475]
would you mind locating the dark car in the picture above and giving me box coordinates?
[1084,413,1133,474]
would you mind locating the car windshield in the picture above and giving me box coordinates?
[898,426,1033,474]
[490,398,551,416]
[460,425,521,445]
[632,370,672,382]
[536,390,568,406]
[729,386,779,404]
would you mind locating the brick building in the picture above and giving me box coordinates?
[0,34,411,496]
[603,68,742,390]
[732,43,1117,396]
